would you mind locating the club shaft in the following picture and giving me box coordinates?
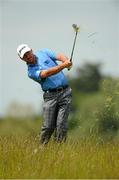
[70,31,78,62]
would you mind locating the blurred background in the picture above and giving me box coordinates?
[0,0,119,139]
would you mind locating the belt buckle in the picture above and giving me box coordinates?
[57,87,63,92]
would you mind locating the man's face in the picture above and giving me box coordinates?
[22,50,35,64]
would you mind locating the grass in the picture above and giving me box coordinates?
[0,78,119,179]
[0,134,119,179]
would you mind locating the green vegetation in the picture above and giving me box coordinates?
[0,63,119,178]
[0,134,119,179]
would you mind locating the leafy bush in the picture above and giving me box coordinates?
[96,79,119,139]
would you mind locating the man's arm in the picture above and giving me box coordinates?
[40,54,72,79]
[56,53,69,63]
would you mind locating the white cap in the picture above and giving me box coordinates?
[17,44,31,58]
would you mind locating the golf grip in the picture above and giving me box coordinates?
[68,31,78,71]
[68,58,72,71]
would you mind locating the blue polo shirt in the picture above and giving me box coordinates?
[27,49,68,91]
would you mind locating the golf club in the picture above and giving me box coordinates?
[68,24,80,70]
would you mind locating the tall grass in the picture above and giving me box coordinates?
[0,134,119,179]
[0,78,119,178]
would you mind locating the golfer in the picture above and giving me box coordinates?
[17,44,72,144]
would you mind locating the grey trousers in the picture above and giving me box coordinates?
[40,87,72,144]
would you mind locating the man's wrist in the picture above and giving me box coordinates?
[58,64,64,70]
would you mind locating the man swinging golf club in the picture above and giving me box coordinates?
[17,44,72,144]
[17,24,79,145]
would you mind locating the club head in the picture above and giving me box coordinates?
[72,24,80,32]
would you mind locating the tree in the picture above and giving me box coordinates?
[70,63,103,93]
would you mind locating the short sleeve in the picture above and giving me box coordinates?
[28,68,41,82]
[44,49,57,60]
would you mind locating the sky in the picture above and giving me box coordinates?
[0,0,119,116]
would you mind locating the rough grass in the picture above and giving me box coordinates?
[0,134,119,179]
[0,79,119,179]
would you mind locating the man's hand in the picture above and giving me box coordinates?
[65,61,72,68]
[56,53,72,70]
[59,60,72,69]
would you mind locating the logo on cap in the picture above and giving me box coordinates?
[17,44,31,58]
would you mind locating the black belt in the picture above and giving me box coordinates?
[44,85,69,93]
